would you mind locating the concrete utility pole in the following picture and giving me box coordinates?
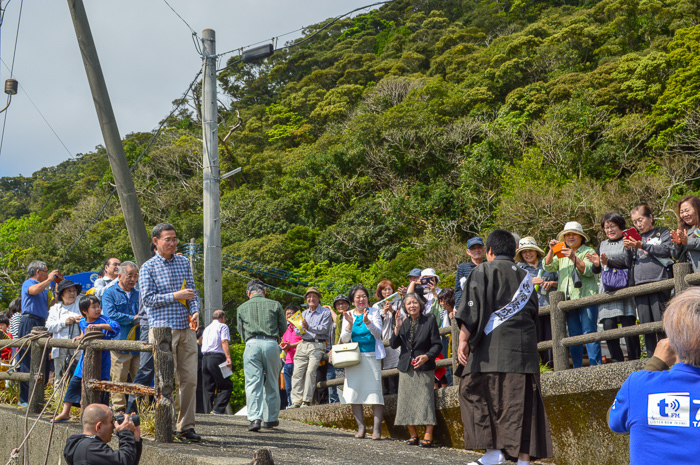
[67,0,152,266]
[202,29,221,325]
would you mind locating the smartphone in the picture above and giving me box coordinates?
[552,242,566,258]
[622,228,643,242]
[419,276,436,286]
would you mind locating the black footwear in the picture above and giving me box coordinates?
[419,439,434,448]
[262,420,279,429]
[177,429,201,442]
[248,419,262,432]
[406,437,419,446]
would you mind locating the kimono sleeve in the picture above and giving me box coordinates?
[608,376,632,433]
[455,267,488,349]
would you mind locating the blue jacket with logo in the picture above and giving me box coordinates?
[609,363,700,464]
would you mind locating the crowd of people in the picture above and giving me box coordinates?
[1,195,699,465]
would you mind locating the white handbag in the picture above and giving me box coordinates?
[331,342,361,368]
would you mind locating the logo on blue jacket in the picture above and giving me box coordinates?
[648,392,690,427]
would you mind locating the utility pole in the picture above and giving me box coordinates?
[66,0,151,266]
[202,29,221,325]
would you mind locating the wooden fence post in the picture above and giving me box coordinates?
[549,291,569,372]
[28,327,47,414]
[450,317,460,383]
[153,327,174,443]
[673,262,692,295]
[81,327,103,412]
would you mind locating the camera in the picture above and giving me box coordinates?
[114,414,140,427]
[419,277,435,286]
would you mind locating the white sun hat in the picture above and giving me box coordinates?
[556,221,590,243]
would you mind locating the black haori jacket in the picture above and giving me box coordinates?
[455,256,540,377]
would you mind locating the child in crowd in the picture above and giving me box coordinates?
[0,312,12,362]
[51,295,119,422]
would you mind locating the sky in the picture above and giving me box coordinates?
[0,0,384,177]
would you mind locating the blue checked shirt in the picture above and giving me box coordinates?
[138,252,200,329]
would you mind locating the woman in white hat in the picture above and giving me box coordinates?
[543,221,602,367]
[515,237,558,367]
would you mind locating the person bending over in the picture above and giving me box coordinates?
[64,403,142,465]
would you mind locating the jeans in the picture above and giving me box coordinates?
[327,363,339,403]
[283,363,294,407]
[566,304,602,367]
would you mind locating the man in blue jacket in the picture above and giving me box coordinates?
[103,261,141,413]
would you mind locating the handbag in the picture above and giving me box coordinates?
[571,267,583,289]
[601,268,628,292]
[331,342,361,368]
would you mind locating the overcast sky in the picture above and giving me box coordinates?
[0,0,382,177]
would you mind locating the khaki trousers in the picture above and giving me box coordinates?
[150,327,198,432]
[110,352,140,412]
[290,341,325,404]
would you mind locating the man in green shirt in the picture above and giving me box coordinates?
[236,279,287,432]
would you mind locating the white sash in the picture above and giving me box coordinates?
[484,271,534,335]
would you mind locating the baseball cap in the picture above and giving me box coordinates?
[467,237,484,249]
[407,268,422,278]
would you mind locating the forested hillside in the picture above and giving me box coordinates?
[2,0,700,311]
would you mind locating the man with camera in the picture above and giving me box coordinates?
[64,403,142,465]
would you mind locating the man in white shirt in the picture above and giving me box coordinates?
[201,310,233,415]
[94,258,121,299]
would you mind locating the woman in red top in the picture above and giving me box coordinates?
[280,305,303,407]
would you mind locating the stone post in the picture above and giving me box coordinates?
[549,291,569,372]
[153,327,174,443]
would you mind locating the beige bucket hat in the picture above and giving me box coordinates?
[556,221,590,243]
[514,237,546,262]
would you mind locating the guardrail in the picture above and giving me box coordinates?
[0,326,174,443]
[317,262,696,391]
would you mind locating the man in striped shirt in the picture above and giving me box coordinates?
[139,223,201,442]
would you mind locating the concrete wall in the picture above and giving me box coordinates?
[280,360,646,465]
[0,406,247,465]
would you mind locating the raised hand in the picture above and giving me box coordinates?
[585,252,600,267]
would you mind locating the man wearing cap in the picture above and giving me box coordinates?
[236,279,286,431]
[398,268,422,295]
[455,237,485,309]
[289,287,332,408]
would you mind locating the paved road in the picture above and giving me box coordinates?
[186,414,494,465]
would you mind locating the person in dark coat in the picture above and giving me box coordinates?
[455,229,553,465]
[64,403,141,465]
[390,292,443,448]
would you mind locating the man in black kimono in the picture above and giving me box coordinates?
[455,229,552,465]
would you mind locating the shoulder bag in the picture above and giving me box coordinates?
[331,342,361,368]
[601,268,628,292]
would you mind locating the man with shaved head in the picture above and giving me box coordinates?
[64,403,142,465]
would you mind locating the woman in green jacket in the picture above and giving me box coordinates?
[544,221,602,367]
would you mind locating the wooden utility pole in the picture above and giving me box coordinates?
[67,0,152,266]
[202,29,221,325]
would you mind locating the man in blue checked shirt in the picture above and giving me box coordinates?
[139,223,201,442]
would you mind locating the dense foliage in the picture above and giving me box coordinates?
[2,0,700,319]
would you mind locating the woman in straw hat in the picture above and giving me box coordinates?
[544,221,602,367]
[515,237,558,367]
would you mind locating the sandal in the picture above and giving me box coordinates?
[406,437,419,446]
[419,439,434,448]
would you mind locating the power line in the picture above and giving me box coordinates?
[0,0,23,158]
[216,1,392,74]
[0,59,73,158]
[56,70,203,266]
[161,0,202,55]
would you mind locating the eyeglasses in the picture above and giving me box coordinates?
[632,218,647,225]
[161,238,178,244]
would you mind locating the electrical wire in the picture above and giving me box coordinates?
[216,1,392,74]
[55,70,203,266]
[0,0,23,158]
[161,0,202,55]
[0,59,72,158]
